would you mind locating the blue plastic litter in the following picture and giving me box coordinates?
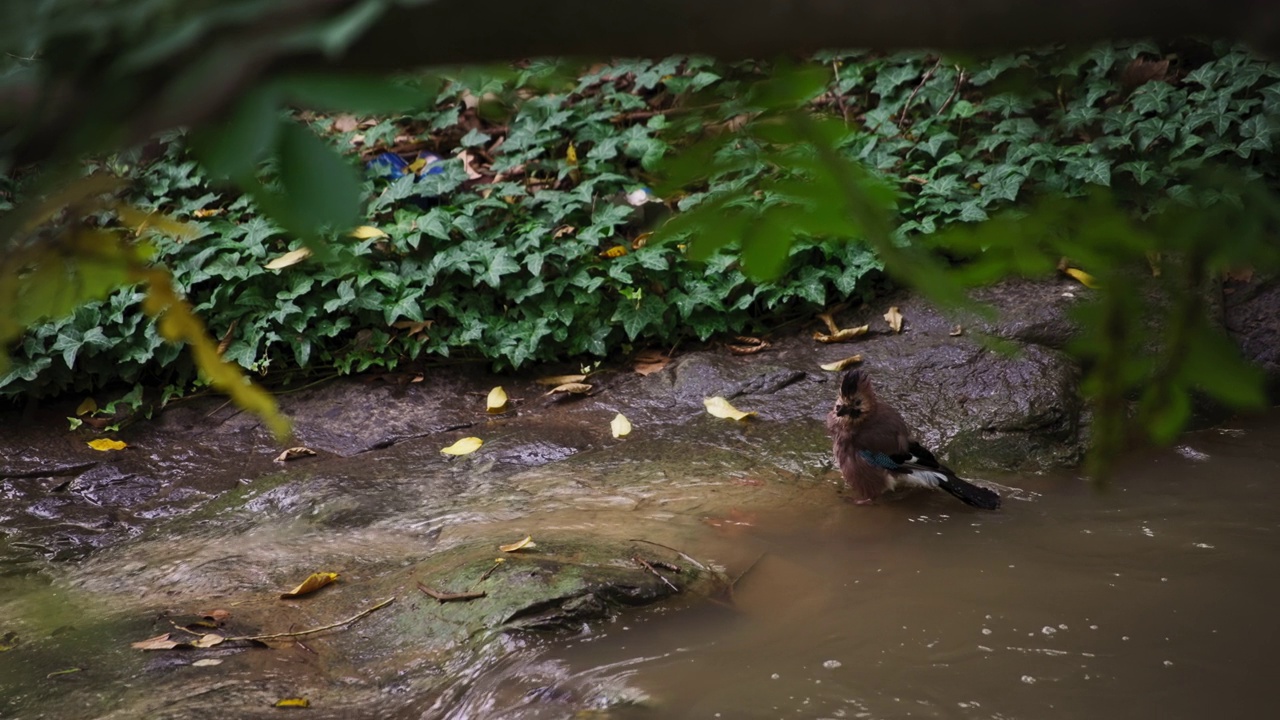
[366,151,444,178]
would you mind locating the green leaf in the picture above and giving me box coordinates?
[191,86,280,181]
[276,75,421,114]
[271,122,361,237]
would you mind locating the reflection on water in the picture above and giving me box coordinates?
[447,413,1280,719]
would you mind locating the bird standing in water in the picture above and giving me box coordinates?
[826,369,1001,509]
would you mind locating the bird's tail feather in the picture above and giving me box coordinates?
[938,476,1001,510]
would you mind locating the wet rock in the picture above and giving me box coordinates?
[1224,275,1280,398]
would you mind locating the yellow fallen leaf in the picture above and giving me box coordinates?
[813,325,869,343]
[191,633,224,648]
[1064,267,1099,289]
[611,413,632,438]
[487,386,508,413]
[819,355,863,372]
[87,438,127,451]
[704,396,757,421]
[192,658,223,667]
[566,142,578,166]
[441,437,483,455]
[600,245,627,258]
[75,397,97,416]
[499,535,536,552]
[280,572,339,599]
[274,698,310,709]
[535,374,587,386]
[264,247,312,270]
[350,225,389,240]
[274,447,317,463]
[884,306,904,333]
[544,383,592,396]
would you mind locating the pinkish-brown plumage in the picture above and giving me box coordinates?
[826,369,1001,509]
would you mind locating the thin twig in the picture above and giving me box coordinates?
[899,58,943,127]
[935,66,966,118]
[832,59,849,124]
[204,398,232,419]
[633,556,680,593]
[417,582,487,603]
[470,559,505,590]
[226,597,394,641]
[628,538,708,571]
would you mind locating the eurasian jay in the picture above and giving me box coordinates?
[826,369,1001,509]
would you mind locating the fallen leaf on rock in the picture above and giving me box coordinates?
[275,698,310,709]
[950,324,964,337]
[535,374,587,386]
[611,413,632,438]
[813,325,869,343]
[633,349,670,375]
[704,396,757,421]
[815,305,847,334]
[75,397,97,416]
[819,355,863,372]
[274,447,317,463]
[280,572,339,599]
[884,306,904,333]
[486,386,508,413]
[349,225,388,240]
[131,633,181,651]
[1063,267,1098,289]
[87,438,127,452]
[544,383,592,396]
[441,437,483,455]
[499,535,536,552]
[192,658,223,667]
[264,248,312,270]
[727,336,770,355]
[191,633,224,648]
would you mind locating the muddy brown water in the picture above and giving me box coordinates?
[3,409,1278,719]
[429,414,1280,719]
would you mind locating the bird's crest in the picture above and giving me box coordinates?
[840,369,869,399]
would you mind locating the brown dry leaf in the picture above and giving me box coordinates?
[813,325,869,343]
[631,231,653,250]
[201,609,232,624]
[87,438,127,452]
[703,396,757,421]
[75,397,97,416]
[264,248,312,270]
[332,114,358,133]
[192,658,223,667]
[727,337,771,355]
[553,224,576,239]
[950,324,964,337]
[815,306,845,334]
[884,307,904,334]
[391,319,433,340]
[131,633,182,651]
[280,572,339,599]
[486,386,508,413]
[216,320,238,356]
[611,413,632,438]
[275,698,311,709]
[633,349,670,376]
[535,374,587,386]
[274,447,317,463]
[459,150,484,180]
[499,535,536,552]
[545,382,592,396]
[819,355,863,372]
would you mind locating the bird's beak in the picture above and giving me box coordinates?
[836,403,861,419]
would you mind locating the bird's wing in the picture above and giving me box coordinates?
[858,448,953,489]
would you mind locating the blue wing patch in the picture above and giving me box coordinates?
[859,450,902,470]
